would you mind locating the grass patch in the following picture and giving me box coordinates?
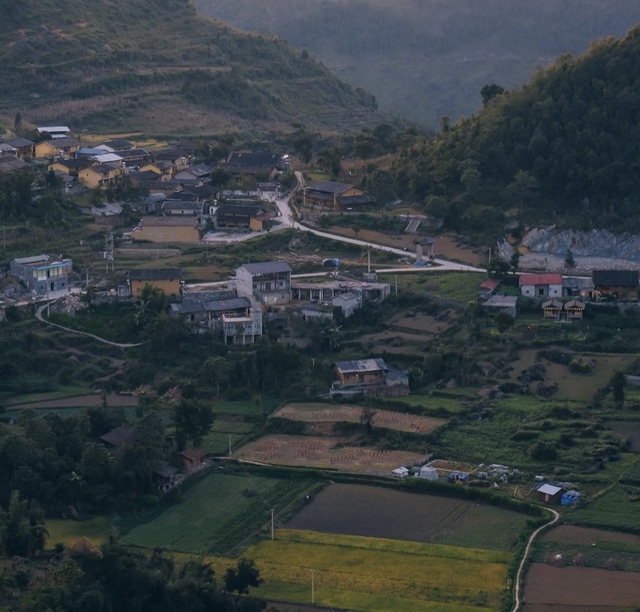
[122,472,316,555]
[4,385,91,406]
[45,517,112,549]
[566,484,640,533]
[379,271,484,304]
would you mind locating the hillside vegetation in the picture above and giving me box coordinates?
[195,0,640,128]
[0,0,379,135]
[390,27,640,234]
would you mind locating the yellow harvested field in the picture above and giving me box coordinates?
[206,530,507,611]
[234,434,424,471]
[273,403,447,434]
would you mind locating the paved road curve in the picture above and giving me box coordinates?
[511,507,560,611]
[273,173,485,273]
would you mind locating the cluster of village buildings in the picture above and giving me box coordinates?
[480,270,640,320]
[0,126,374,240]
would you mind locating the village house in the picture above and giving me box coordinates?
[0,155,29,174]
[160,200,204,217]
[1,137,34,159]
[131,217,202,243]
[36,126,71,139]
[303,180,373,210]
[236,261,292,305]
[174,163,214,183]
[332,291,362,318]
[78,163,125,189]
[34,137,81,161]
[226,151,287,177]
[48,158,93,177]
[222,308,264,345]
[291,278,390,303]
[215,203,270,231]
[10,254,72,295]
[118,268,183,298]
[179,448,206,472]
[169,294,252,328]
[592,270,639,301]
[519,273,563,298]
[331,358,410,398]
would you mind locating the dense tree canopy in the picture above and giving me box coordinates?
[392,26,640,233]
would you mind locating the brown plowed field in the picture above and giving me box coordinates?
[233,435,423,472]
[523,563,640,609]
[273,403,447,434]
[286,483,528,550]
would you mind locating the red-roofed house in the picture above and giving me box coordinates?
[519,273,563,299]
[478,278,500,300]
[179,448,206,472]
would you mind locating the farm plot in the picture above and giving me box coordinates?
[123,472,317,556]
[273,403,447,434]
[390,312,454,335]
[606,420,640,451]
[286,483,529,551]
[523,563,640,610]
[238,531,508,612]
[534,525,640,572]
[233,435,423,472]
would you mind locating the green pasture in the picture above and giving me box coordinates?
[567,483,640,533]
[4,386,91,406]
[122,472,317,555]
[379,271,484,305]
[383,393,472,415]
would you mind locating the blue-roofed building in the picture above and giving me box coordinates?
[561,490,581,506]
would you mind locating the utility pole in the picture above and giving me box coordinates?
[271,508,275,540]
[395,275,398,298]
[311,570,315,604]
[228,435,232,457]
[104,233,115,274]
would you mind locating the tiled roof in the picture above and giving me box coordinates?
[335,358,388,373]
[128,268,182,281]
[238,261,292,274]
[519,273,563,286]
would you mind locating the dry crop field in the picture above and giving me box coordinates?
[523,563,640,610]
[606,420,640,451]
[273,403,447,434]
[541,525,640,547]
[233,435,423,472]
[390,312,454,335]
[286,483,529,551]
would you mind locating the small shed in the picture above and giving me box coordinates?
[537,483,564,504]
[179,448,206,472]
[392,467,409,478]
[561,490,581,506]
[564,299,585,321]
[419,465,439,481]
[448,472,468,484]
[484,295,517,318]
[542,299,563,320]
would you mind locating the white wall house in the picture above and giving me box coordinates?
[519,273,563,298]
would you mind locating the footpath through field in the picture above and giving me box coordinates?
[511,507,560,612]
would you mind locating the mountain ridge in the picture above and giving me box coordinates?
[0,0,381,135]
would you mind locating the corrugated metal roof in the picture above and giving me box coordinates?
[239,261,292,274]
[335,358,388,373]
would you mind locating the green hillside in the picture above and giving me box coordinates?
[391,27,640,234]
[0,0,379,135]
[195,0,640,128]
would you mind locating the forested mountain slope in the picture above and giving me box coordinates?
[0,0,379,135]
[393,28,640,234]
[195,0,640,128]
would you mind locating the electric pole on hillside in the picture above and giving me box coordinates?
[104,233,115,274]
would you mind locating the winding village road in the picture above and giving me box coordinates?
[29,172,553,610]
[511,507,560,611]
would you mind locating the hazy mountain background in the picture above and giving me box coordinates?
[0,0,380,135]
[195,0,640,128]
